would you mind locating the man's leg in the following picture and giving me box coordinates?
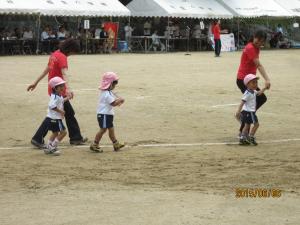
[64,100,86,144]
[31,118,49,148]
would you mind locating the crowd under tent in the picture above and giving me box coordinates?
[126,0,233,19]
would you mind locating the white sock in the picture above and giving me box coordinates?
[52,138,60,148]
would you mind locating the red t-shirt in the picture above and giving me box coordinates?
[47,50,68,96]
[212,24,221,40]
[237,42,259,80]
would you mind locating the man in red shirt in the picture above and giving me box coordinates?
[27,39,87,147]
[212,20,221,57]
[236,30,271,134]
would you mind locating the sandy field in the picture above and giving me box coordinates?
[0,50,299,225]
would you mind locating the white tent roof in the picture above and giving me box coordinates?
[127,0,233,19]
[0,0,131,17]
[218,0,292,17]
[0,0,39,14]
[274,0,300,17]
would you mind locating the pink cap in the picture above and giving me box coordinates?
[100,72,119,90]
[49,76,66,88]
[244,74,259,86]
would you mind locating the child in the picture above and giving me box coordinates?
[235,74,267,145]
[90,72,125,153]
[44,77,69,155]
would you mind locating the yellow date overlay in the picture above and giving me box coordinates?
[235,188,282,198]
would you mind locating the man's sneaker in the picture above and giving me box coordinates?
[239,137,251,145]
[249,136,258,146]
[113,141,125,151]
[31,139,46,149]
[90,143,103,153]
[70,137,88,145]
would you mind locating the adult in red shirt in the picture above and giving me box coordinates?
[236,30,271,133]
[212,20,221,57]
[27,39,87,147]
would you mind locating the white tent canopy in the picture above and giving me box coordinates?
[127,0,233,19]
[0,0,131,17]
[274,0,300,17]
[0,0,39,14]
[218,0,292,17]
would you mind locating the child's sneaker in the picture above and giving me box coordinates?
[90,143,103,153]
[113,141,125,151]
[44,148,60,156]
[239,137,251,145]
[249,136,258,146]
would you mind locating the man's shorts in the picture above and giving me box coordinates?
[46,117,66,132]
[97,114,114,129]
[241,111,258,124]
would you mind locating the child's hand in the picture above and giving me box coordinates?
[61,110,65,118]
[235,112,241,120]
[119,98,125,105]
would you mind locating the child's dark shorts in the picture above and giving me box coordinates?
[97,114,114,128]
[241,111,258,124]
[46,117,66,132]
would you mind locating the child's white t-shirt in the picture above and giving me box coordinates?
[47,93,64,119]
[242,89,257,112]
[97,90,116,115]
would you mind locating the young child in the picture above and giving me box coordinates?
[90,72,125,152]
[44,77,69,155]
[235,74,267,145]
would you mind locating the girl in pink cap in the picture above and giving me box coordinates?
[235,74,267,145]
[90,72,125,152]
[44,77,71,155]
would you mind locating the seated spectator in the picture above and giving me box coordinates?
[57,26,67,40]
[151,30,165,52]
[41,26,50,41]
[23,27,33,40]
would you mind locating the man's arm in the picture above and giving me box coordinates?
[27,65,49,91]
[254,58,271,89]
[61,68,73,99]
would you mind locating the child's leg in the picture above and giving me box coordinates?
[108,128,125,151]
[241,123,250,138]
[250,122,259,137]
[51,130,67,148]
[108,127,117,143]
[94,128,107,144]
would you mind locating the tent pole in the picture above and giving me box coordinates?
[36,14,41,54]
[237,17,240,50]
[167,17,170,52]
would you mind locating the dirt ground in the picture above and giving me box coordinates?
[0,50,299,225]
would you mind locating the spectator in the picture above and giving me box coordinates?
[144,20,152,36]
[151,30,165,52]
[57,26,67,40]
[124,22,133,51]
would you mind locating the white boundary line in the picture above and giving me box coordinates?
[0,138,300,150]
[211,103,239,108]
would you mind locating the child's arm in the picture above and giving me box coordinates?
[52,107,65,117]
[256,87,267,96]
[111,98,125,107]
[235,101,245,120]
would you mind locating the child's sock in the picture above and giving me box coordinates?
[47,140,53,146]
[52,138,60,148]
